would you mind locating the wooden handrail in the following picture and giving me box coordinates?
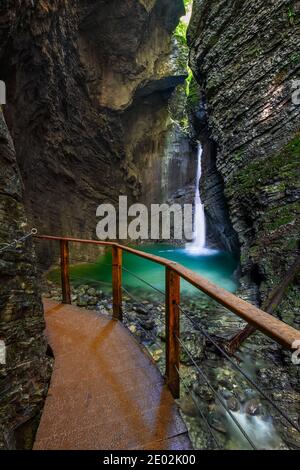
[60,240,71,304]
[165,268,180,399]
[112,245,123,321]
[226,255,300,355]
[35,235,300,397]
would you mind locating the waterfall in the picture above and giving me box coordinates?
[225,410,282,450]
[186,144,206,254]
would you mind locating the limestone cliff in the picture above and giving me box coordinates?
[1,0,194,259]
[0,109,50,449]
[188,0,300,306]
[185,1,300,448]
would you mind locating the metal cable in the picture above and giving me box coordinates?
[69,276,112,288]
[174,365,221,450]
[122,266,165,297]
[0,228,37,254]
[175,334,257,450]
[177,303,300,435]
[121,284,165,322]
[122,280,255,448]
[70,259,112,268]
[122,287,163,349]
[122,285,160,321]
[124,311,163,350]
[36,235,299,437]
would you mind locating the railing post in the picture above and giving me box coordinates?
[60,240,71,304]
[112,245,123,321]
[165,267,180,399]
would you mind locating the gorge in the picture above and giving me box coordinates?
[0,0,299,451]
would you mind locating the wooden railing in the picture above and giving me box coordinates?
[36,235,300,399]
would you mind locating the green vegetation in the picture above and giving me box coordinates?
[174,0,193,46]
[248,46,262,58]
[261,202,299,232]
[233,132,300,194]
[290,52,300,64]
[186,69,201,104]
[185,67,193,96]
[287,7,296,26]
[230,133,300,245]
[173,1,198,101]
[174,21,188,46]
[175,21,187,46]
[183,0,192,12]
[232,149,246,163]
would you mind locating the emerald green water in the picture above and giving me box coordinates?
[50,244,239,296]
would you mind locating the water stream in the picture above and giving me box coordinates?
[50,245,238,295]
[186,144,208,255]
[225,411,281,450]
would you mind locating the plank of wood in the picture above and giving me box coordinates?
[165,268,180,399]
[34,299,191,451]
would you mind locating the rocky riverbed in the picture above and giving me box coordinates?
[44,280,300,450]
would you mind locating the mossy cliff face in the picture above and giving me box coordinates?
[0,110,50,449]
[188,0,300,305]
[0,0,193,258]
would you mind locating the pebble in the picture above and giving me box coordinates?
[227,397,240,412]
[244,398,262,416]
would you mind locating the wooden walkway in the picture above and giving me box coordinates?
[34,299,192,450]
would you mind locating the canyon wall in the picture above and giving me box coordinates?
[1,0,194,261]
[186,1,300,448]
[188,0,300,306]
[0,109,50,449]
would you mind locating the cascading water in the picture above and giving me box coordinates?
[186,143,207,254]
[225,410,282,450]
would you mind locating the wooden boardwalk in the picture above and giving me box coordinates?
[34,299,192,450]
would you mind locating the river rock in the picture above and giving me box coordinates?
[179,396,199,418]
[180,332,205,365]
[227,397,240,412]
[139,319,155,331]
[87,296,97,306]
[136,305,149,316]
[77,295,89,307]
[151,349,164,363]
[193,383,214,402]
[87,288,97,296]
[209,410,227,435]
[220,389,233,399]
[244,398,263,416]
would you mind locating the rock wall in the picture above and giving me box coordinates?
[1,0,194,259]
[0,109,50,449]
[187,80,240,254]
[186,1,300,448]
[188,0,300,303]
[0,0,193,449]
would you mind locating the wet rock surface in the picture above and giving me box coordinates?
[187,0,300,448]
[0,0,194,264]
[188,0,300,297]
[0,110,51,449]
